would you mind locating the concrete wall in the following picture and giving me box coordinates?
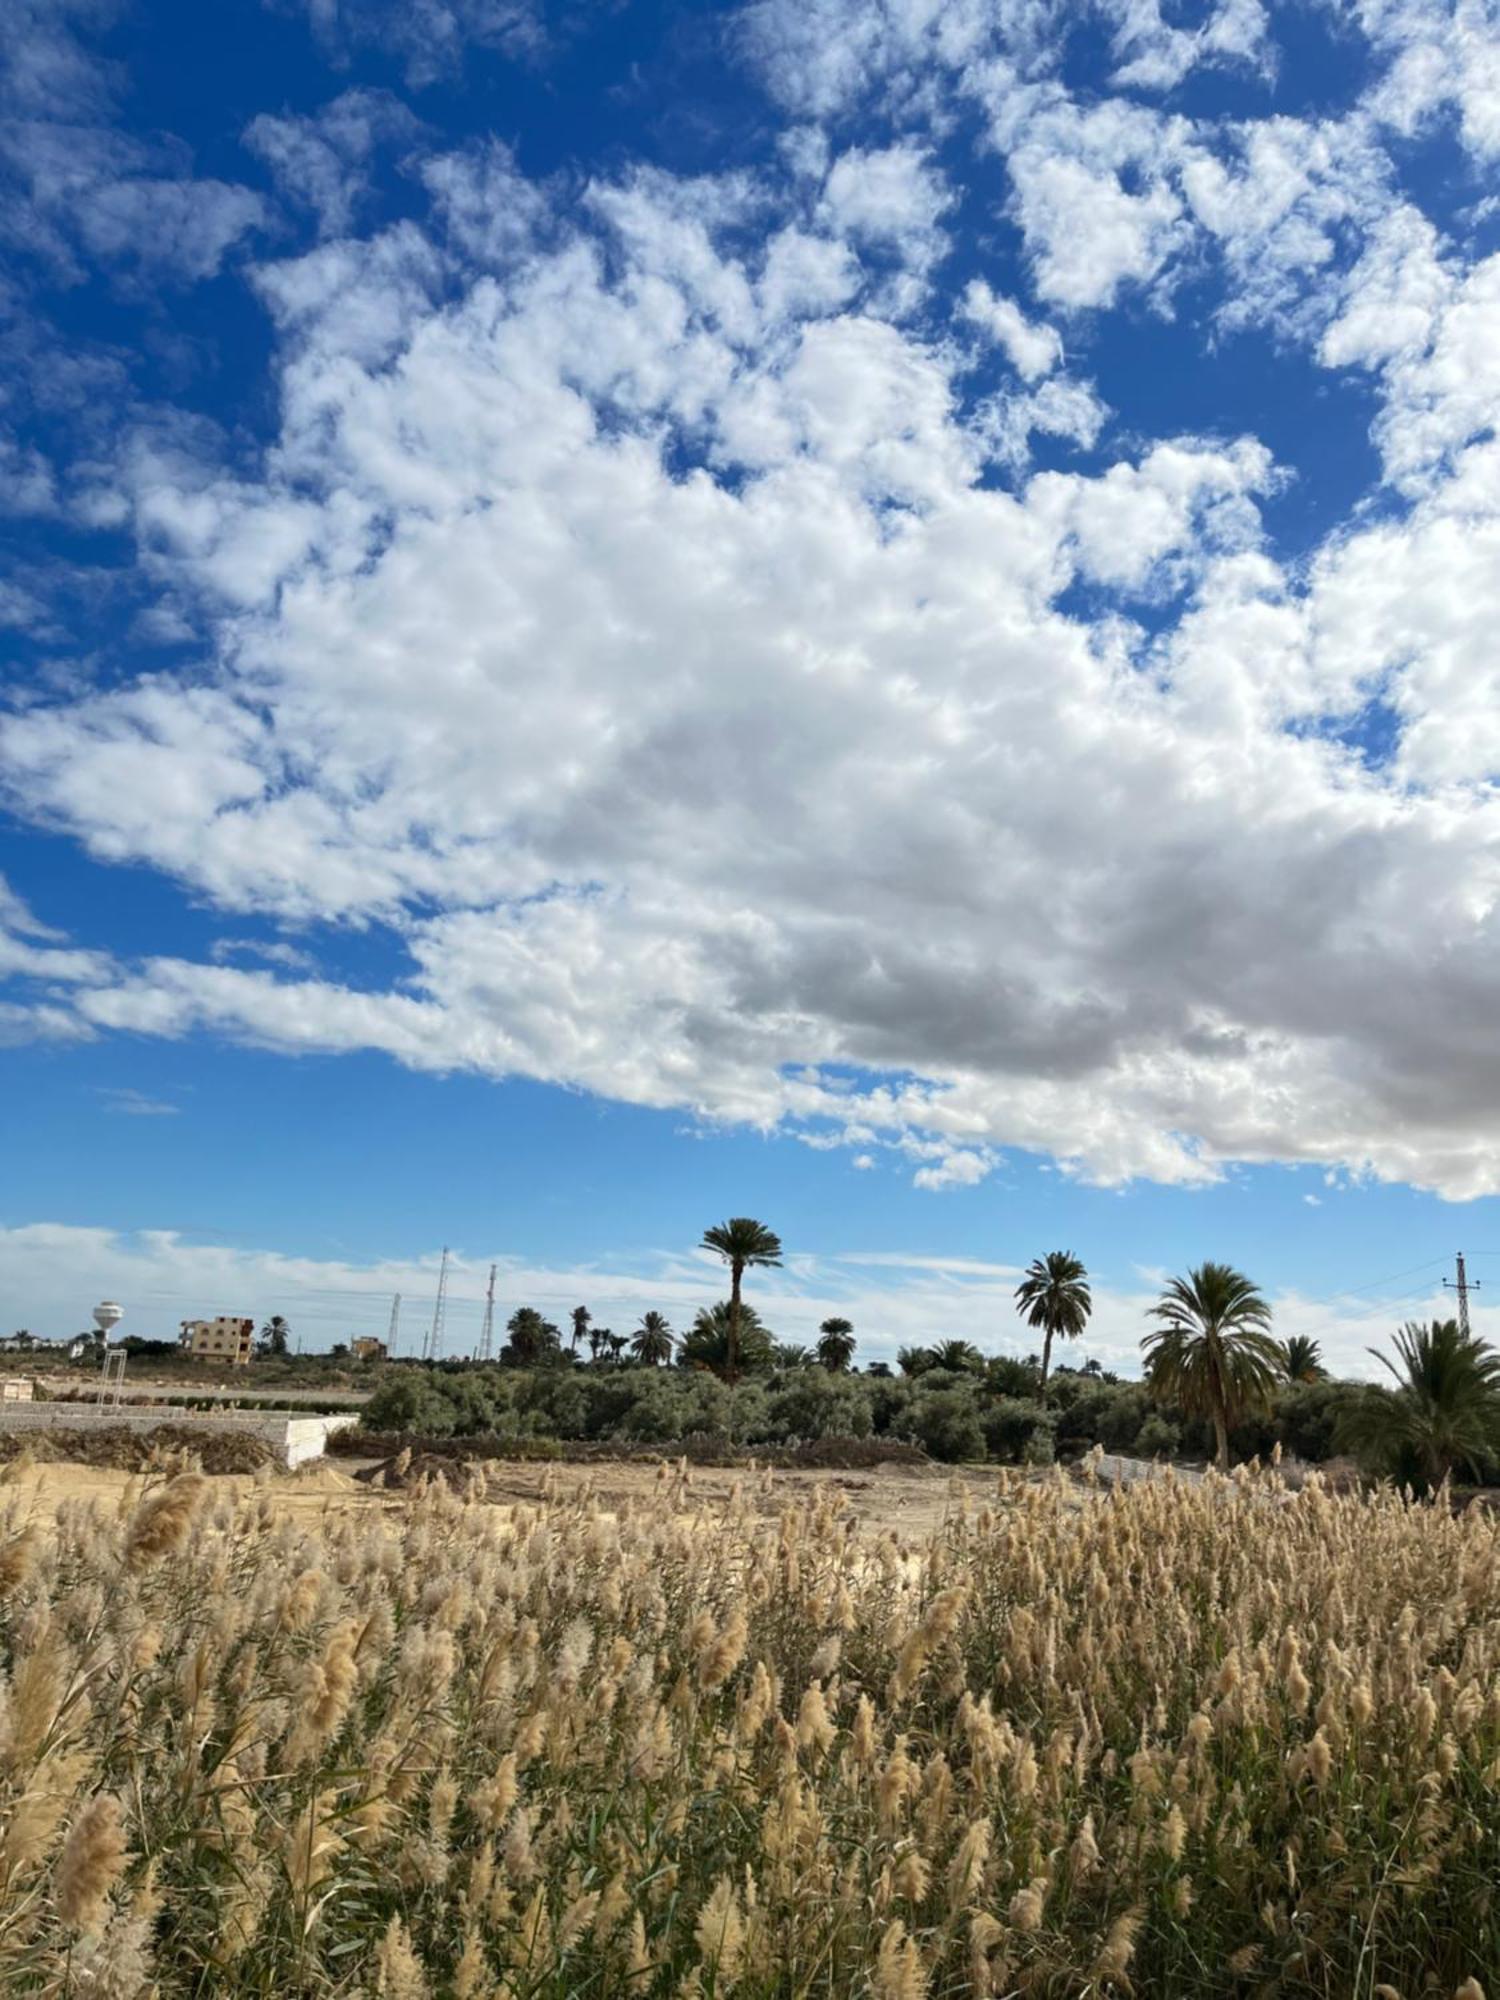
[0,1401,356,1468]
[37,1380,371,1410]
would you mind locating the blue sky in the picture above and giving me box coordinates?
[5,0,1500,1366]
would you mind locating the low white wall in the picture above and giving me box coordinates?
[0,1401,356,1468]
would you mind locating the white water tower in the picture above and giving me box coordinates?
[92,1300,123,1344]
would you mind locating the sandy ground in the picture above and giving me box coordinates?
[0,1453,1014,1541]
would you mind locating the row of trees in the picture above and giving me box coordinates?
[498,1221,1500,1488]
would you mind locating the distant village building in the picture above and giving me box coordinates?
[179,1316,255,1366]
[351,1336,388,1363]
[0,1332,93,1359]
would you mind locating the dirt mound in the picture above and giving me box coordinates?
[353,1449,492,1494]
[0,1424,278,1476]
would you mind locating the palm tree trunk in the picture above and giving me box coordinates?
[728,1263,742,1382]
[1039,1327,1054,1401]
[1212,1406,1229,1473]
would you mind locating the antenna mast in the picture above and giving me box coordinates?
[424,1248,450,1362]
[1445,1250,1479,1337]
[477,1263,497,1362]
[386,1292,401,1355]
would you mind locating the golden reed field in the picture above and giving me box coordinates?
[0,1455,1496,1997]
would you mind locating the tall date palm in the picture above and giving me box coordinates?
[1142,1262,1280,1473]
[701,1218,782,1381]
[1014,1251,1092,1399]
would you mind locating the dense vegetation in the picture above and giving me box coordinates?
[356,1233,1500,1487]
[362,1351,1403,1476]
[3,1456,1495,1994]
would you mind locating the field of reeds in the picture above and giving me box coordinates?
[0,1456,1496,1997]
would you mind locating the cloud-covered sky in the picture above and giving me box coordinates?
[4,0,1500,1345]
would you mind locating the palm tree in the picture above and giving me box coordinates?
[701,1218,782,1381]
[681,1301,774,1377]
[1014,1251,1092,1399]
[1339,1320,1500,1491]
[1142,1263,1280,1472]
[260,1315,290,1358]
[1280,1334,1325,1383]
[570,1306,591,1357]
[775,1342,814,1368]
[897,1344,934,1377]
[500,1306,562,1367]
[928,1338,984,1375]
[816,1316,856,1371]
[630,1311,675,1366]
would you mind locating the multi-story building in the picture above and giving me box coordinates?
[179,1316,255,1366]
[351,1336,388,1363]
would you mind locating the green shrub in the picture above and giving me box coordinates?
[767,1371,874,1442]
[981,1397,1057,1465]
[908,1388,986,1463]
[1134,1411,1181,1458]
[1058,1385,1151,1453]
[363,1372,459,1436]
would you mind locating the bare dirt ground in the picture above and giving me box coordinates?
[0,1453,1014,1541]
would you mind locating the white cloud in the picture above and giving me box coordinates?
[96,1087,180,1117]
[1005,123,1189,310]
[245,89,421,239]
[960,280,1062,381]
[819,142,951,287]
[0,3,265,287]
[9,0,1500,1206]
[4,140,1500,1197]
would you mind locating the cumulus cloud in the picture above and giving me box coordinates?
[6,0,1500,1206]
[960,280,1062,380]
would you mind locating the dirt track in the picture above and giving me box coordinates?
[0,1453,1010,1541]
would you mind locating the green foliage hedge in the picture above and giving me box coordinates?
[362,1359,1378,1467]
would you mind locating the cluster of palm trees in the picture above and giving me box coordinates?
[1129,1258,1500,1485]
[506,1215,1500,1486]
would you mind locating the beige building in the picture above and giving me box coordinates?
[179,1316,255,1366]
[351,1336,388,1363]
[0,1378,34,1402]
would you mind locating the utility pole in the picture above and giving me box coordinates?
[1445,1251,1479,1336]
[387,1292,401,1356]
[423,1248,450,1363]
[476,1263,496,1363]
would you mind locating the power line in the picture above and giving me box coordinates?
[1303,1255,1451,1310]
